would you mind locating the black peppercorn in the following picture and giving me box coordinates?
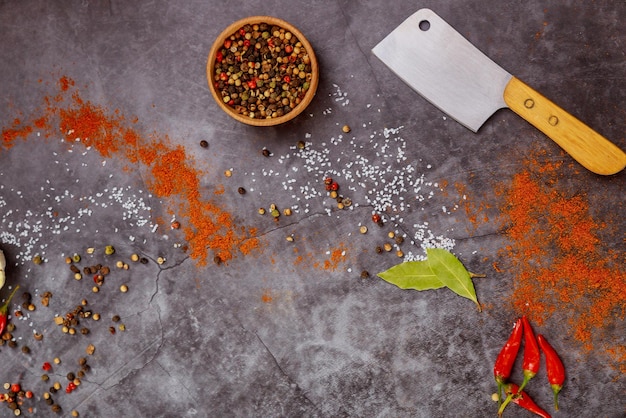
[67,372,75,381]
[200,140,209,148]
[262,149,271,157]
[112,315,120,322]
[238,187,246,195]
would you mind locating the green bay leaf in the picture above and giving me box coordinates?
[426,248,481,311]
[377,260,445,291]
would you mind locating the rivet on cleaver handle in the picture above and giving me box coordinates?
[372,8,626,175]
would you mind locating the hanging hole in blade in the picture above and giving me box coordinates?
[419,20,430,31]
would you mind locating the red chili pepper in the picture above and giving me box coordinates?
[493,318,523,406]
[498,316,541,414]
[537,334,565,411]
[502,383,551,418]
[520,316,540,388]
[0,285,20,335]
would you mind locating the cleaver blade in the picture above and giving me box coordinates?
[372,8,626,175]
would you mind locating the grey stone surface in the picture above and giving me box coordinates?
[0,1,624,417]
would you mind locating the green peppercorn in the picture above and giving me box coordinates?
[104,245,115,255]
[72,253,81,263]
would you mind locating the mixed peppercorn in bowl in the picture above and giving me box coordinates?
[207,16,319,126]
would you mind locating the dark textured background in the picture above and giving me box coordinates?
[0,1,624,416]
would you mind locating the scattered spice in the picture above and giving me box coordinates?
[495,155,625,357]
[4,77,259,266]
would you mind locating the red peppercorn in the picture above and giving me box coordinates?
[25,391,34,399]
[216,51,223,63]
[285,44,293,54]
[283,75,291,83]
[324,177,333,185]
[330,182,339,191]
[42,362,52,371]
[66,382,77,393]
[10,383,20,393]
[224,39,232,49]
[239,28,246,36]
[372,214,382,224]
[219,72,228,81]
[243,39,250,47]
[267,38,274,47]
[247,79,257,89]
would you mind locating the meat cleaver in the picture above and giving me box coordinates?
[372,8,626,175]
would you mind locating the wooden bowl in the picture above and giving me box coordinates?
[207,16,319,127]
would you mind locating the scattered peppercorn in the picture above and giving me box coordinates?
[200,140,209,148]
[32,255,43,265]
[342,124,351,133]
[238,187,246,195]
[360,270,370,279]
[104,245,115,255]
[262,148,271,157]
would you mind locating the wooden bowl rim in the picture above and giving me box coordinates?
[206,16,319,127]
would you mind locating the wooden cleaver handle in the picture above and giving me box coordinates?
[503,77,626,175]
